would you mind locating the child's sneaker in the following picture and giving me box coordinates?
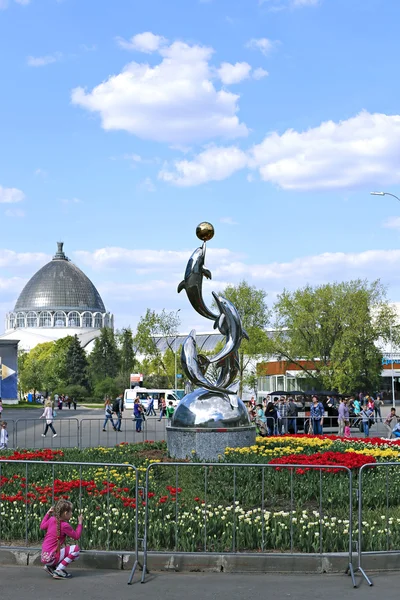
[43,564,55,576]
[52,569,72,579]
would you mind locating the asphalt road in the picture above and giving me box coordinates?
[1,407,168,449]
[0,568,396,600]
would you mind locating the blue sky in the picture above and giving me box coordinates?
[1,0,400,333]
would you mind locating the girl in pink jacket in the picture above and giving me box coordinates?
[40,499,83,579]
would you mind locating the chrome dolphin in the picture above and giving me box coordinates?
[177,243,218,321]
[181,330,236,395]
[207,292,249,365]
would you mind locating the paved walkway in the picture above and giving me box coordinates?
[0,567,396,600]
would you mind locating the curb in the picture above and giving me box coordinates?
[1,548,400,574]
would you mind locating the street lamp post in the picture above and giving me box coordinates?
[174,309,181,393]
[371,191,400,407]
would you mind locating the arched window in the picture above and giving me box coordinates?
[39,311,52,327]
[26,311,38,328]
[82,312,92,328]
[54,311,66,327]
[16,312,25,328]
[68,311,80,327]
[94,313,103,328]
[8,313,15,328]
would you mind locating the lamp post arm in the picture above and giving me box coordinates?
[384,192,400,203]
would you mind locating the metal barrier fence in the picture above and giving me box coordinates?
[14,418,80,449]
[141,461,356,586]
[79,417,167,448]
[0,459,141,584]
[356,462,400,587]
[255,415,387,438]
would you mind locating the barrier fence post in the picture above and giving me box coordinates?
[355,463,374,586]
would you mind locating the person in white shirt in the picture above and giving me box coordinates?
[0,421,8,449]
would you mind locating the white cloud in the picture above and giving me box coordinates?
[253,67,268,80]
[292,0,319,6]
[383,217,400,231]
[0,185,25,203]
[217,62,252,85]
[60,197,81,204]
[4,208,25,218]
[27,53,62,67]
[220,217,238,225]
[71,36,248,145]
[116,32,167,53]
[159,146,248,186]
[34,168,48,177]
[139,177,156,192]
[0,277,27,292]
[251,111,400,190]
[0,250,49,268]
[246,37,276,56]
[0,0,30,9]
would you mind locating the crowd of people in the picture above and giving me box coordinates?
[102,393,175,434]
[246,392,400,439]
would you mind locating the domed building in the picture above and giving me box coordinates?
[1,242,113,351]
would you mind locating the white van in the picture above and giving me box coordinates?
[124,388,180,411]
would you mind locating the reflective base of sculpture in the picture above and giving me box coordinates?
[171,388,251,429]
[167,425,256,461]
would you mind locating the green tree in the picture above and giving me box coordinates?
[88,328,120,384]
[270,279,398,393]
[134,309,181,386]
[93,377,120,401]
[213,281,272,395]
[117,327,136,387]
[64,334,89,390]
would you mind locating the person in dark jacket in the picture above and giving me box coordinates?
[265,402,277,436]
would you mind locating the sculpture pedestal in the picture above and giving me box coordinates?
[167,425,256,461]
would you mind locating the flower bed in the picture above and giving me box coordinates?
[0,436,399,553]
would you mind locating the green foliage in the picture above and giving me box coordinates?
[117,327,136,385]
[64,335,89,389]
[271,279,397,393]
[93,377,121,401]
[89,328,120,384]
[213,281,272,395]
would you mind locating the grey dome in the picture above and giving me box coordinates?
[14,242,105,312]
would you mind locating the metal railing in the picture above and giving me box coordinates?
[79,417,167,448]
[14,418,79,449]
[254,415,387,438]
[141,461,355,586]
[356,462,400,587]
[0,458,141,585]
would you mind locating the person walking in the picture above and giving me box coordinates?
[40,399,57,437]
[146,395,156,416]
[158,395,166,421]
[133,399,143,433]
[102,398,116,432]
[166,401,175,426]
[40,499,83,579]
[310,395,324,435]
[0,421,8,449]
[287,396,297,434]
[0,397,3,419]
[265,402,278,436]
[360,403,374,437]
[113,394,124,432]
[384,408,398,438]
[374,394,383,422]
[338,398,349,437]
[66,395,71,410]
[72,397,77,410]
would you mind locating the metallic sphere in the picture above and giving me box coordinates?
[196,222,215,242]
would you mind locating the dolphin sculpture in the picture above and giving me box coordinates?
[181,330,236,395]
[207,293,249,365]
[177,243,218,321]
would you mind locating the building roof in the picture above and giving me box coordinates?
[14,242,105,313]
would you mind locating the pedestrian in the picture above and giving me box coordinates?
[287,396,297,434]
[66,395,71,410]
[133,399,143,432]
[113,394,124,432]
[265,402,277,436]
[166,401,175,426]
[0,421,8,449]
[40,499,83,579]
[58,395,63,411]
[255,403,268,436]
[392,419,400,439]
[310,395,324,435]
[344,420,351,438]
[278,396,288,434]
[360,403,374,437]
[158,395,166,421]
[0,397,3,418]
[338,398,349,437]
[374,395,383,422]
[102,398,116,432]
[384,408,398,438]
[146,395,156,416]
[72,397,77,410]
[40,399,57,438]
